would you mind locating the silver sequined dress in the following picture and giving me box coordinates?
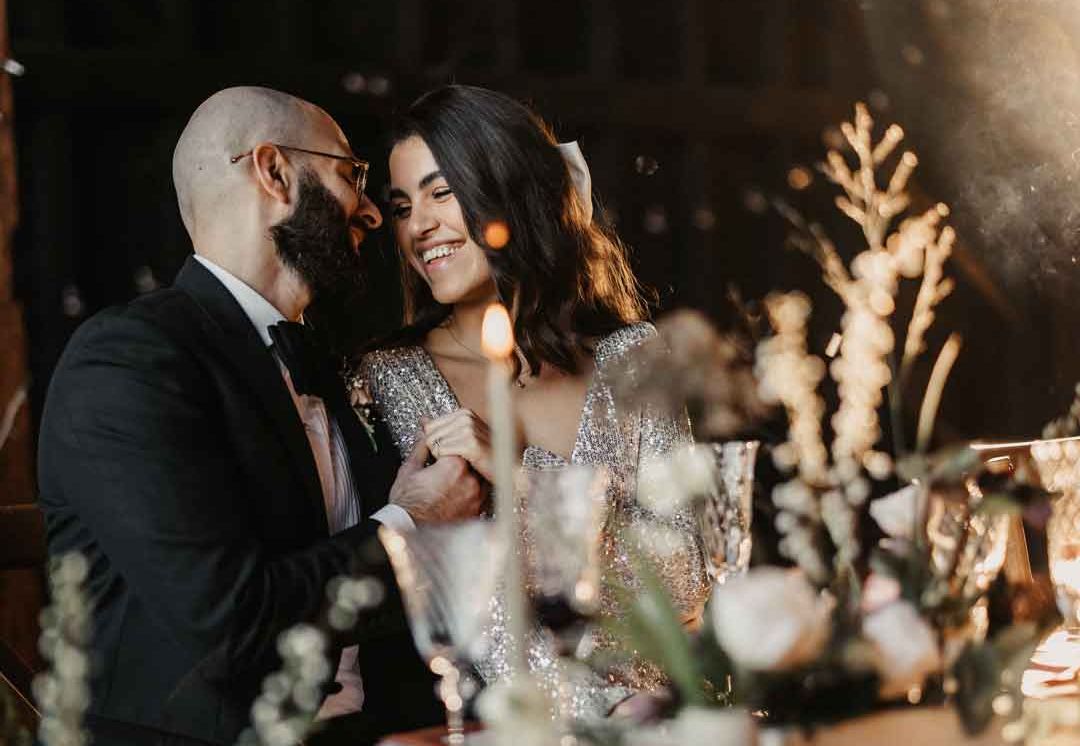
[357,323,710,718]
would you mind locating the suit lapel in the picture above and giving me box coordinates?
[335,402,398,516]
[172,257,329,534]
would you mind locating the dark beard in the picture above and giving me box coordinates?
[270,169,363,300]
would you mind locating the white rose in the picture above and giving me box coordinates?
[475,677,554,743]
[671,707,754,746]
[709,568,832,671]
[638,445,716,517]
[862,601,941,699]
[673,445,718,496]
[869,484,921,540]
[637,457,683,516]
[860,572,901,614]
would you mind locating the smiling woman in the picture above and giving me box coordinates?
[380,85,647,376]
[388,134,496,311]
[351,84,711,719]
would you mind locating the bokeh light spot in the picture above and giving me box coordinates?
[868,89,891,111]
[368,76,392,97]
[61,285,84,318]
[483,221,511,249]
[787,166,813,191]
[634,155,660,176]
[822,126,846,150]
[742,188,768,215]
[692,207,717,231]
[643,205,668,234]
[341,73,367,94]
[902,45,925,66]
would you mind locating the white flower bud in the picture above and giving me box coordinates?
[863,601,941,699]
[709,568,832,671]
[869,484,921,540]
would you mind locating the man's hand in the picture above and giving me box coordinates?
[388,438,484,524]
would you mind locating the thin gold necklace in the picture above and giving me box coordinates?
[444,315,532,388]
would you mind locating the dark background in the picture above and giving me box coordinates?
[10,0,1080,447]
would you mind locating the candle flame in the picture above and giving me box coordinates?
[481,304,514,359]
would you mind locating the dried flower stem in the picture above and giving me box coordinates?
[762,102,962,587]
[1043,382,1080,439]
[916,334,963,453]
[237,575,382,746]
[33,553,91,746]
[901,225,956,382]
[757,292,830,485]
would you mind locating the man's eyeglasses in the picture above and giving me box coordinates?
[230,144,369,201]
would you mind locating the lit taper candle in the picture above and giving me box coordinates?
[480,303,530,676]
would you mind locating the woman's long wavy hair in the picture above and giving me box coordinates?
[386,84,647,375]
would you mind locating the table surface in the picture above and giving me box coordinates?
[379,630,1080,745]
[378,722,484,745]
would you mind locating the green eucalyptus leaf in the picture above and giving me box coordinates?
[868,546,909,579]
[604,558,708,707]
[927,446,981,484]
[974,493,1023,516]
[895,453,929,484]
[870,545,933,605]
[693,612,738,705]
[992,622,1042,672]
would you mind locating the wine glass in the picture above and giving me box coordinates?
[379,521,498,744]
[518,465,610,648]
[511,465,611,726]
[697,441,759,584]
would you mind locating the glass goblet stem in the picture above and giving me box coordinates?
[437,661,466,745]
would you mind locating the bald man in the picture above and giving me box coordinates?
[37,87,483,745]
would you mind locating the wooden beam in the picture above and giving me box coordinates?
[493,0,519,73]
[455,75,847,139]
[588,0,616,81]
[10,45,847,138]
[10,43,391,117]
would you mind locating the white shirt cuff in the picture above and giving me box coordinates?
[370,504,416,533]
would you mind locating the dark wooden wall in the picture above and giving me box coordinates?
[20,2,1061,449]
[1,0,45,726]
[16,3,1078,484]
[9,1,873,428]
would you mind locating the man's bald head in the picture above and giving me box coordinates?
[172,86,343,238]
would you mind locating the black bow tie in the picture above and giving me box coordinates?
[267,321,339,400]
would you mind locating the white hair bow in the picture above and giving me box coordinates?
[557,141,593,222]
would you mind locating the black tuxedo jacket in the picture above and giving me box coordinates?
[37,257,440,745]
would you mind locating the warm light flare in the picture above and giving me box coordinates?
[483,221,511,249]
[1022,627,1080,699]
[481,303,515,359]
[787,166,813,191]
[429,655,453,676]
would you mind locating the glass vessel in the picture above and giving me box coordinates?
[380,521,498,744]
[697,441,759,584]
[519,464,610,640]
[1031,436,1080,627]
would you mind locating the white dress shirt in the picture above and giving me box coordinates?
[193,255,414,718]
